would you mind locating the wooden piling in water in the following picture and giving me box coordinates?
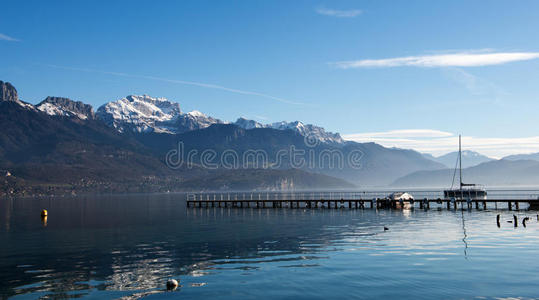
[186,194,537,212]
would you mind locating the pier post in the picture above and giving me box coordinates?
[516,202,519,210]
[508,202,512,210]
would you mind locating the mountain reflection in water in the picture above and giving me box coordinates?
[1,194,539,299]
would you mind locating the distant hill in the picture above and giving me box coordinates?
[391,159,539,188]
[0,79,453,195]
[134,126,445,187]
[423,150,493,168]
[503,152,539,161]
[0,81,354,195]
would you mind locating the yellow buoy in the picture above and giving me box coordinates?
[41,209,48,217]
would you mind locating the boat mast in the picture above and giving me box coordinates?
[459,134,463,194]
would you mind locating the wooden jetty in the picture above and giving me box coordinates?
[186,192,539,210]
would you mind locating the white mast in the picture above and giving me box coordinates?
[459,134,463,194]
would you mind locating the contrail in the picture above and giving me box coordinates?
[43,64,309,106]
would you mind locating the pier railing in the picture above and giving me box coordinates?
[186,189,539,210]
[187,189,539,202]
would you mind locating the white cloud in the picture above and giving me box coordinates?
[345,129,453,139]
[0,33,20,42]
[333,51,539,69]
[316,7,362,18]
[343,130,539,158]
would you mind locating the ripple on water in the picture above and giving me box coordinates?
[4,195,539,299]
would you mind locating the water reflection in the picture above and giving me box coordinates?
[461,209,469,259]
[1,194,539,299]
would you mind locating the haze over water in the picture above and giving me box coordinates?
[1,194,539,299]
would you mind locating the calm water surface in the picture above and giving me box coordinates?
[1,194,539,299]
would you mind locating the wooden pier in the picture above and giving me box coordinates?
[186,192,539,210]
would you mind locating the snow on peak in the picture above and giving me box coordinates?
[235,119,343,144]
[235,117,265,130]
[95,93,342,141]
[97,95,225,134]
[37,97,94,120]
[0,80,36,111]
[38,102,88,119]
[462,150,482,157]
[96,95,182,133]
[187,110,206,118]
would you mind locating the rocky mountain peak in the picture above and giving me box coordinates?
[0,80,18,102]
[235,117,264,129]
[234,118,344,144]
[96,95,226,134]
[96,95,182,133]
[37,96,95,120]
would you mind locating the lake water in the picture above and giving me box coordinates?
[1,194,539,299]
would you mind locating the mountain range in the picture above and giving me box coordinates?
[2,79,538,195]
[423,150,494,169]
[502,152,539,162]
[392,159,539,188]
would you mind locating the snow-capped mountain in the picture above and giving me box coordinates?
[37,97,95,120]
[96,95,223,134]
[1,80,345,143]
[172,110,225,133]
[96,95,181,133]
[96,95,343,142]
[235,117,265,129]
[270,121,343,144]
[234,118,344,144]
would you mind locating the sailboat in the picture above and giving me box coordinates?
[443,135,487,200]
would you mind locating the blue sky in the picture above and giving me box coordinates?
[1,0,539,157]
